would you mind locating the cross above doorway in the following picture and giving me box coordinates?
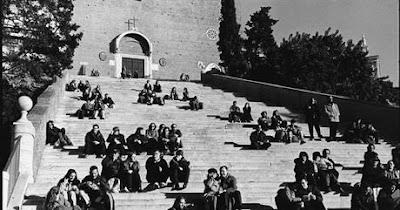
[125,17,139,30]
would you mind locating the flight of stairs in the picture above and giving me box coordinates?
[22,76,394,210]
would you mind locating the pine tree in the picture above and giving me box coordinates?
[217,0,245,76]
[244,6,278,81]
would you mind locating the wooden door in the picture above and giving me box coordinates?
[122,57,145,78]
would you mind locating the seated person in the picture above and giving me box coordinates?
[182,88,191,101]
[294,152,316,185]
[153,93,165,105]
[57,169,88,208]
[45,181,82,210]
[219,166,242,210]
[93,97,105,119]
[241,102,253,122]
[77,80,85,92]
[46,120,61,145]
[180,73,190,81]
[378,180,400,210]
[81,81,91,100]
[158,127,174,154]
[275,120,289,142]
[119,152,141,192]
[364,144,379,164]
[169,124,183,154]
[258,111,270,131]
[146,123,159,142]
[138,89,154,105]
[58,128,73,147]
[361,122,379,144]
[203,168,220,210]
[121,66,128,79]
[361,155,385,188]
[133,71,139,78]
[293,178,326,210]
[287,119,304,144]
[312,152,342,193]
[80,166,111,209]
[101,149,121,193]
[351,182,375,210]
[271,110,283,130]
[170,150,190,190]
[77,99,95,119]
[322,149,339,179]
[385,160,400,184]
[170,87,179,100]
[83,124,106,158]
[127,127,148,155]
[228,101,242,123]
[102,93,115,108]
[91,85,102,98]
[91,69,100,77]
[275,184,302,210]
[144,80,153,91]
[153,80,162,92]
[344,118,363,143]
[106,127,126,154]
[169,196,191,210]
[66,80,78,91]
[158,124,167,137]
[189,96,202,111]
[145,150,169,189]
[250,125,271,149]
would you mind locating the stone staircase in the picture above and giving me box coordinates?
[22,76,394,210]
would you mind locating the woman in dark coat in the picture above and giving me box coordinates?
[46,121,61,145]
[293,178,326,210]
[145,150,169,188]
[294,152,316,185]
[241,102,253,122]
[119,152,141,192]
[126,127,148,155]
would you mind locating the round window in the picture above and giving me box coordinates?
[206,28,218,40]
[159,58,167,67]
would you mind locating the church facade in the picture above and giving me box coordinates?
[71,0,221,80]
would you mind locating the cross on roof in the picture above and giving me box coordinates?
[125,17,139,30]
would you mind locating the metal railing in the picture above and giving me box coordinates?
[2,136,21,208]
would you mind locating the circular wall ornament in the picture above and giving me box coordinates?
[206,28,218,40]
[99,51,107,61]
[159,58,167,67]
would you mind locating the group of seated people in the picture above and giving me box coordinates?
[46,121,73,148]
[351,143,400,210]
[343,118,379,144]
[45,149,191,209]
[203,166,242,210]
[70,82,115,119]
[138,80,164,105]
[248,109,304,146]
[228,101,253,123]
[91,69,100,77]
[82,123,184,158]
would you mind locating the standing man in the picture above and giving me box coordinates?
[305,97,323,140]
[324,96,340,141]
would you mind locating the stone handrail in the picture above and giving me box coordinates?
[2,72,69,209]
[201,73,400,142]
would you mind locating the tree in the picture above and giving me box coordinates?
[244,6,278,81]
[217,0,246,77]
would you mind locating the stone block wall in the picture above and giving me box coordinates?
[71,0,221,80]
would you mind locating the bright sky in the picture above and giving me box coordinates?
[236,0,399,86]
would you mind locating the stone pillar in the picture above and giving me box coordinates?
[13,96,35,183]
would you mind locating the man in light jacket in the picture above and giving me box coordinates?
[324,96,340,141]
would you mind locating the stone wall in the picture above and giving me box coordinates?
[201,74,400,142]
[27,74,68,179]
[71,0,221,80]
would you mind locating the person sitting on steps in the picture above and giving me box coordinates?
[189,96,202,111]
[145,150,169,190]
[228,101,242,123]
[312,152,343,193]
[258,111,270,131]
[144,80,153,91]
[250,124,271,149]
[241,102,253,122]
[153,80,162,92]
[170,150,190,191]
[101,149,121,193]
[83,124,106,158]
[271,110,283,130]
[106,127,127,154]
[66,80,78,91]
[182,87,192,101]
[170,87,179,100]
[102,93,115,108]
[119,151,142,193]
[93,97,105,119]
[77,99,95,119]
[127,127,149,155]
[293,178,326,210]
[46,120,61,145]
[287,119,305,144]
[219,166,242,210]
[294,152,316,185]
[203,168,220,210]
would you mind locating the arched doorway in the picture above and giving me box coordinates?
[111,30,152,78]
